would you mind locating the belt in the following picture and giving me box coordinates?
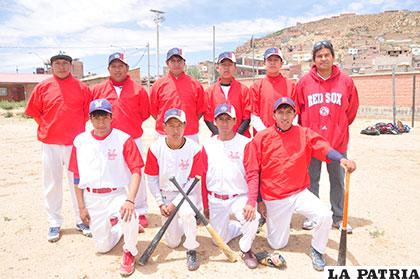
[86,187,118,194]
[208,191,238,200]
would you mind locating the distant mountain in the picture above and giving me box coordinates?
[236,10,420,68]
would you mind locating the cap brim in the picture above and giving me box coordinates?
[90,108,112,114]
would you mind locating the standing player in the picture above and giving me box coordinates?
[69,99,143,277]
[250,47,295,133]
[202,104,259,269]
[293,40,359,232]
[25,52,92,242]
[92,52,150,231]
[243,97,356,271]
[150,48,205,143]
[144,108,202,271]
[204,51,251,137]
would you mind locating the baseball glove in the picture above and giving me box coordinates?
[255,251,287,269]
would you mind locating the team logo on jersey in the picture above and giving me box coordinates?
[108,149,117,160]
[179,159,190,170]
[307,92,343,108]
[228,151,240,160]
[319,106,330,116]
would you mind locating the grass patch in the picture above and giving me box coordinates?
[369,228,385,238]
[3,112,13,118]
[17,112,31,119]
[0,100,27,110]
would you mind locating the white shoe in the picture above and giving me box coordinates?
[302,218,316,230]
[333,221,353,234]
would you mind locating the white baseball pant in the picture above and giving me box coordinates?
[208,194,259,253]
[42,143,81,227]
[161,191,199,250]
[133,137,147,216]
[84,188,138,255]
[265,189,333,254]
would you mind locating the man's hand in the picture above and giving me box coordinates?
[159,204,174,217]
[79,207,90,225]
[340,159,357,173]
[120,200,135,222]
[203,208,209,219]
[243,204,256,221]
[257,201,267,219]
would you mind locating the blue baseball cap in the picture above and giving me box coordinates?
[273,97,296,111]
[264,47,284,61]
[166,48,185,61]
[89,99,112,114]
[108,52,128,66]
[217,51,236,64]
[214,103,236,119]
[164,108,186,123]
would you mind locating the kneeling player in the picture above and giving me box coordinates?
[145,108,202,271]
[69,99,143,277]
[244,97,356,271]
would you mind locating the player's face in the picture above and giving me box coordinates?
[273,105,295,131]
[51,59,71,79]
[167,56,185,77]
[163,118,186,141]
[90,112,112,136]
[314,48,334,72]
[215,114,235,133]
[217,60,236,80]
[265,55,283,77]
[108,60,129,82]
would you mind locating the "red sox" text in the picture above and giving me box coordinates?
[307,92,342,107]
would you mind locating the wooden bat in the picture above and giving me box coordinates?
[337,170,350,266]
[138,176,200,265]
[169,176,237,263]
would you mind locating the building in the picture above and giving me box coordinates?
[0,73,52,101]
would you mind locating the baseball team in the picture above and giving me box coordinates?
[25,40,358,276]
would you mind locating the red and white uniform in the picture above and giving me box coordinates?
[69,128,143,255]
[293,65,359,153]
[250,74,295,131]
[244,125,333,253]
[25,74,91,227]
[150,72,205,140]
[145,137,202,250]
[201,134,259,252]
[92,76,150,216]
[204,78,251,137]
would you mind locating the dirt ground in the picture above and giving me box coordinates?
[0,112,419,279]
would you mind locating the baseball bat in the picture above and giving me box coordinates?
[138,176,200,265]
[169,176,237,263]
[337,171,350,266]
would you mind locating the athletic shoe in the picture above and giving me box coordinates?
[333,221,353,234]
[310,246,325,271]
[241,250,258,269]
[186,250,200,271]
[76,223,92,237]
[119,250,135,277]
[302,218,316,230]
[257,217,266,234]
[47,227,61,243]
[139,215,148,228]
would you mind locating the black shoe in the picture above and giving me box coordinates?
[310,246,325,271]
[186,250,200,271]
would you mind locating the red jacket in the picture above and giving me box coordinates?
[293,65,359,153]
[91,76,150,139]
[244,125,331,206]
[25,74,91,145]
[205,78,251,137]
[250,74,295,127]
[150,72,205,135]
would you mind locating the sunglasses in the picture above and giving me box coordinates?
[313,40,333,51]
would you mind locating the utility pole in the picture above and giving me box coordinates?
[212,25,216,84]
[147,43,151,92]
[150,9,165,78]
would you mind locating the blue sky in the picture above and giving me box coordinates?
[0,0,418,76]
